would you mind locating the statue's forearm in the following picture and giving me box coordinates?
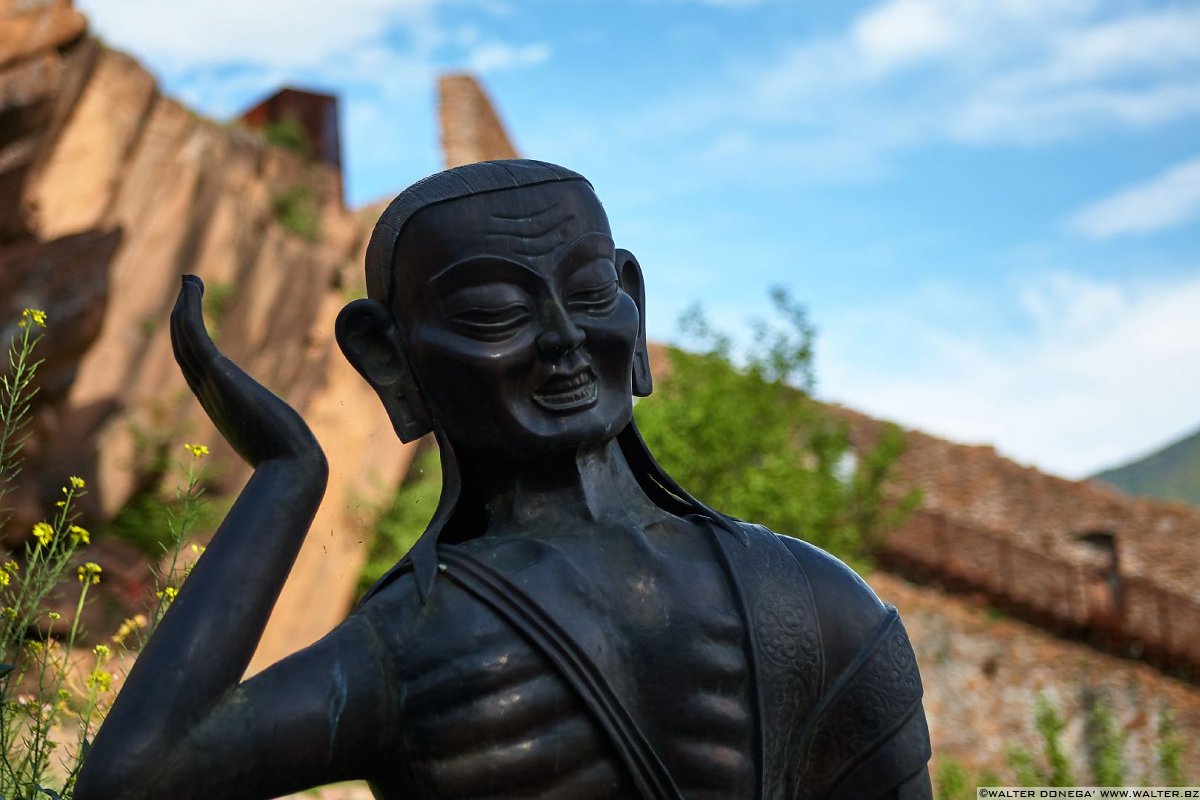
[77,454,327,798]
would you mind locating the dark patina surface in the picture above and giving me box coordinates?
[77,160,931,800]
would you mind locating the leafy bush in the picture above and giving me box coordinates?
[633,290,918,570]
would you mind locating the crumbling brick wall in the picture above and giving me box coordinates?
[835,407,1200,671]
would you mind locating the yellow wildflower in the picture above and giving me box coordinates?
[87,669,112,693]
[77,562,102,585]
[93,643,111,659]
[69,476,86,489]
[183,442,210,458]
[190,543,207,555]
[1,607,16,620]
[157,586,178,601]
[69,524,90,544]
[4,560,18,573]
[25,641,43,656]
[31,522,53,547]
[47,611,61,621]
[0,571,8,588]
[112,614,147,645]
[18,308,47,329]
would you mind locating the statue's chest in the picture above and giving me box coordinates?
[392,534,757,799]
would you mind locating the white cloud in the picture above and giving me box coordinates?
[465,41,551,73]
[851,0,960,72]
[819,271,1200,479]
[76,0,438,73]
[75,0,553,204]
[1041,7,1200,86]
[617,0,1200,178]
[1068,156,1200,239]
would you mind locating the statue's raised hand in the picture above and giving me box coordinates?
[171,275,326,472]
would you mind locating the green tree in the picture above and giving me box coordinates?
[633,289,918,570]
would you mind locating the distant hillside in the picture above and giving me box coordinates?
[1092,425,1200,506]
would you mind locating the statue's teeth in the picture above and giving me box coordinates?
[534,373,599,410]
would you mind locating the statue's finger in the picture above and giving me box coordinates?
[170,274,204,334]
[171,311,208,394]
[174,275,220,365]
[170,316,203,395]
[171,277,202,362]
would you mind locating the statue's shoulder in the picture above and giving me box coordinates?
[733,522,894,670]
[748,525,930,798]
[778,533,892,641]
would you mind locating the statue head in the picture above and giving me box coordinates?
[339,160,728,602]
[337,160,652,458]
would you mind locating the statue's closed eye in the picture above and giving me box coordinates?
[567,280,619,314]
[449,303,532,341]
[563,257,619,315]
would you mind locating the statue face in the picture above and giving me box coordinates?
[392,182,640,459]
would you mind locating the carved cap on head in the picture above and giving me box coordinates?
[365,159,592,306]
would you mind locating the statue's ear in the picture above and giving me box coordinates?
[616,248,653,397]
[336,299,433,443]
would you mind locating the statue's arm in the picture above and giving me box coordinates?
[76,277,388,798]
[77,614,394,799]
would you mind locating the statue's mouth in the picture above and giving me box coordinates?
[533,369,599,412]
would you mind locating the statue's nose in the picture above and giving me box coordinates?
[536,302,585,358]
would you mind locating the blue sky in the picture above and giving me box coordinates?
[76,0,1200,479]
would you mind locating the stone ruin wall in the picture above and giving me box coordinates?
[836,406,1200,673]
[881,570,1200,780]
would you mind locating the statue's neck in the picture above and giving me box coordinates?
[469,437,665,537]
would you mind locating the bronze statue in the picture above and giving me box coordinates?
[77,160,931,800]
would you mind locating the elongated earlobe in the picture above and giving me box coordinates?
[616,248,653,397]
[336,299,433,443]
